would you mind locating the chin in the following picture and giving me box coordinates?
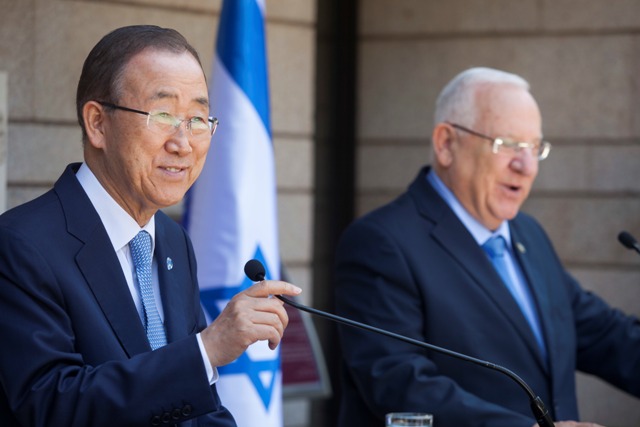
[502,210,520,221]
[155,195,186,209]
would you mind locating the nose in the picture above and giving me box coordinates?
[509,148,538,175]
[165,125,193,156]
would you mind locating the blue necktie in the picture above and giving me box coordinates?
[482,236,546,357]
[129,230,167,350]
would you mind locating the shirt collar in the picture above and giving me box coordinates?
[76,163,156,253]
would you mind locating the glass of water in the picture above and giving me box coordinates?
[385,412,433,426]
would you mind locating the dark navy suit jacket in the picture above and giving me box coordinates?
[335,166,640,427]
[0,164,236,427]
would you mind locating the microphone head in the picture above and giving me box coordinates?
[244,259,266,281]
[618,231,638,250]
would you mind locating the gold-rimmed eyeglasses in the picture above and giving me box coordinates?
[447,122,551,161]
[98,101,218,139]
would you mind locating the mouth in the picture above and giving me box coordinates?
[502,183,522,195]
[162,166,186,173]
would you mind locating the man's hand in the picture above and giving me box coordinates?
[200,280,302,367]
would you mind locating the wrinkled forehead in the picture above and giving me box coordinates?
[117,49,208,103]
[473,84,542,137]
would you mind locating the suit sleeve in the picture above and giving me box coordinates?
[566,259,640,396]
[0,226,235,427]
[518,215,640,398]
[334,218,535,427]
[182,226,237,427]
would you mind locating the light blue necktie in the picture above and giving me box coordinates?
[129,230,167,350]
[482,236,546,358]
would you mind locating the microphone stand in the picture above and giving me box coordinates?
[275,294,555,427]
[245,259,554,427]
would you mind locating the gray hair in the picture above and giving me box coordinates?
[434,67,530,128]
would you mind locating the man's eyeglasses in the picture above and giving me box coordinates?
[447,122,551,161]
[98,101,218,139]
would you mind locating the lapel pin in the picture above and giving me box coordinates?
[166,257,173,270]
[515,242,526,254]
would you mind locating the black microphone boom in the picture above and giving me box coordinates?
[618,231,640,255]
[244,259,555,427]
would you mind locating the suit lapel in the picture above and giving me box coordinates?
[76,236,151,356]
[411,167,548,370]
[510,222,552,371]
[56,164,150,357]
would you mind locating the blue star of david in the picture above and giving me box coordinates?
[200,246,279,410]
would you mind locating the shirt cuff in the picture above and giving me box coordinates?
[196,332,219,385]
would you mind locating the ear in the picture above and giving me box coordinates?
[82,101,108,149]
[432,122,456,167]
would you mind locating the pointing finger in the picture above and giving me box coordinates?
[244,280,302,298]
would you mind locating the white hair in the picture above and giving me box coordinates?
[434,67,530,128]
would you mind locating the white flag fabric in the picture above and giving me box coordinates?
[183,0,282,425]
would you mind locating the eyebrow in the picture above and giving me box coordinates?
[150,91,209,108]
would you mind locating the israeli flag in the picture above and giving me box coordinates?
[183,0,282,425]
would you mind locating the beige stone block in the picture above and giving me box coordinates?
[358,36,637,140]
[8,123,83,183]
[274,136,314,190]
[0,0,36,119]
[268,23,315,135]
[590,145,640,192]
[7,186,50,210]
[532,145,590,192]
[542,0,640,31]
[356,192,399,218]
[358,41,442,140]
[278,193,313,263]
[267,0,315,23]
[576,372,640,426]
[526,36,636,140]
[107,0,316,23]
[356,143,430,191]
[359,0,538,35]
[97,0,219,12]
[33,0,216,122]
[522,196,640,265]
[534,144,640,193]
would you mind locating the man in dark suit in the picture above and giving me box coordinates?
[0,25,300,427]
[335,67,640,427]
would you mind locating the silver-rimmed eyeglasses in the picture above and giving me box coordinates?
[447,122,551,161]
[98,101,218,139]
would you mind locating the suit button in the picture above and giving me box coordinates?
[181,405,192,417]
[172,408,182,420]
[161,411,171,423]
[150,415,161,426]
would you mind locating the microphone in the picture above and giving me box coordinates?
[244,259,555,427]
[618,231,640,255]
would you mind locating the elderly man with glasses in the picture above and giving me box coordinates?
[335,67,640,427]
[0,25,301,427]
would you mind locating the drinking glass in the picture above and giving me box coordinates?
[385,412,433,426]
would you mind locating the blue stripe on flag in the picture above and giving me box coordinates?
[216,0,271,136]
[184,0,282,424]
